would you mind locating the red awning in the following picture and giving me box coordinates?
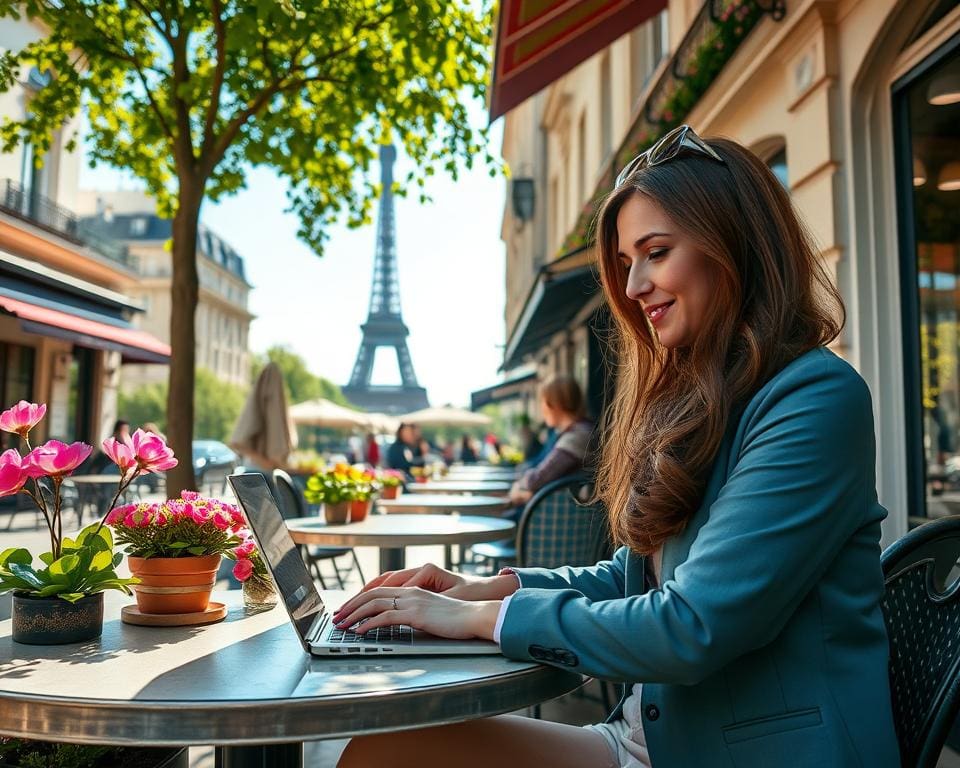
[0,295,171,364]
[489,0,667,120]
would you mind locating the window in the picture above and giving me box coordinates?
[895,42,960,517]
[630,11,669,106]
[600,53,612,159]
[0,343,35,451]
[129,217,147,236]
[767,148,789,189]
[577,111,587,203]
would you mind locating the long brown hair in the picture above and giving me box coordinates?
[595,137,843,556]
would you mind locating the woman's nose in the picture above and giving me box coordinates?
[625,263,652,301]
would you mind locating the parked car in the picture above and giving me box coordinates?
[192,440,239,494]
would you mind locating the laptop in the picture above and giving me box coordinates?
[228,473,502,656]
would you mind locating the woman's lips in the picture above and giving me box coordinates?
[646,301,674,326]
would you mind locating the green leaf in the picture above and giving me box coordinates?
[0,574,40,592]
[48,554,81,583]
[0,548,32,568]
[36,583,68,597]
[168,541,190,549]
[38,551,55,566]
[8,563,43,588]
[187,546,206,556]
[58,592,87,604]
[113,552,123,567]
[90,550,113,572]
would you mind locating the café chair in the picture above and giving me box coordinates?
[471,473,609,571]
[273,469,365,589]
[880,514,960,767]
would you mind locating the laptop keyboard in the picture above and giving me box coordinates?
[329,624,413,645]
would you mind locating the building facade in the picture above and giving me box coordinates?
[77,191,255,390]
[498,0,960,545]
[0,17,169,451]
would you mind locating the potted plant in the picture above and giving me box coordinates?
[377,469,405,500]
[347,467,377,523]
[225,534,277,612]
[0,401,150,645]
[0,737,187,768]
[303,464,354,524]
[106,493,245,615]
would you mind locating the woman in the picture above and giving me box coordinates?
[508,375,592,508]
[334,127,899,767]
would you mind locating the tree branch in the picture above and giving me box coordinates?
[201,0,227,160]
[129,0,174,46]
[170,28,196,176]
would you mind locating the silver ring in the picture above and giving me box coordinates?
[392,596,399,611]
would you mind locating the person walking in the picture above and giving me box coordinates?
[364,432,380,467]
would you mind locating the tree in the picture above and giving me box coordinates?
[0,0,494,494]
[249,345,352,407]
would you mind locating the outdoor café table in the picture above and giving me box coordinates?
[0,590,583,768]
[407,480,511,495]
[286,514,515,573]
[444,470,518,483]
[65,474,124,524]
[377,493,510,516]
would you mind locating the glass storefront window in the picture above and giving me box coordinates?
[0,342,36,451]
[899,46,960,516]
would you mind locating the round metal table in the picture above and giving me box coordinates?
[443,470,518,482]
[286,514,514,573]
[377,493,510,515]
[0,591,582,768]
[407,481,510,495]
[66,475,125,525]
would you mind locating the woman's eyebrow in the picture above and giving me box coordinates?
[633,231,670,249]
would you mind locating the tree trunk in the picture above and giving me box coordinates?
[164,181,203,497]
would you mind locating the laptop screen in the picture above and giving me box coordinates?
[228,473,326,649]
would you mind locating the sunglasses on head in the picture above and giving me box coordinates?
[614,124,725,188]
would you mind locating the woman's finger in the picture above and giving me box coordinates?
[335,596,396,630]
[378,568,423,588]
[334,586,386,619]
[351,610,404,634]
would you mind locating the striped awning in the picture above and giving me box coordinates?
[489,0,667,120]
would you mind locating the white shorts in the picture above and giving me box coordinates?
[582,719,653,768]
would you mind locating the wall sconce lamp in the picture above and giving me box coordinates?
[927,72,960,106]
[511,178,536,224]
[937,161,960,192]
[913,157,927,187]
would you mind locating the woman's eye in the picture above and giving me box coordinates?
[648,248,668,261]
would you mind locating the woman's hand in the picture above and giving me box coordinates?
[352,562,520,602]
[331,587,501,641]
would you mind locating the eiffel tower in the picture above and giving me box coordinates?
[342,144,429,414]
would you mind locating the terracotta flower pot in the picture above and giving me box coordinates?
[127,554,222,614]
[350,499,372,522]
[323,501,350,525]
[12,592,103,645]
[381,485,401,500]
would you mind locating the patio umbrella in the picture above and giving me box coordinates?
[229,362,297,468]
[364,412,401,434]
[289,398,371,430]
[398,405,492,428]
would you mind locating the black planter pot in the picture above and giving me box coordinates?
[11,591,104,645]
[0,744,187,768]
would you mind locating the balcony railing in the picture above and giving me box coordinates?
[0,178,133,268]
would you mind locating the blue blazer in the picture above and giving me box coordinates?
[500,348,900,767]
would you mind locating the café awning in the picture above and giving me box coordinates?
[489,0,667,120]
[0,293,170,364]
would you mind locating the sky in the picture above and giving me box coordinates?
[80,122,508,409]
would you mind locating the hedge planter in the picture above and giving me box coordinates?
[127,555,221,614]
[11,592,103,645]
[380,485,401,500]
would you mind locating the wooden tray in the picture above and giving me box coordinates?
[121,601,228,627]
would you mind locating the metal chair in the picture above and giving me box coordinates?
[880,515,960,767]
[472,473,609,570]
[272,470,364,589]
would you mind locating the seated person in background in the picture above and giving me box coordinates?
[386,423,420,480]
[509,376,592,508]
[459,434,478,463]
[518,422,543,464]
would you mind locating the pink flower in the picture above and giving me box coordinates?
[130,429,178,474]
[233,558,254,582]
[0,401,46,438]
[23,440,93,478]
[0,449,28,498]
[235,540,256,558]
[212,510,232,531]
[102,436,136,475]
[105,502,136,526]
